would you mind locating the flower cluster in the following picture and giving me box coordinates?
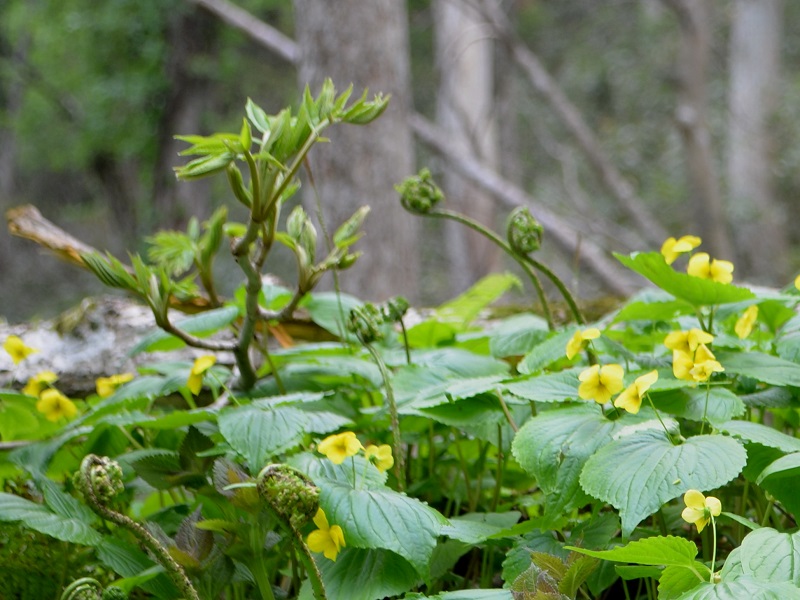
[577,363,659,415]
[317,431,394,472]
[665,329,723,383]
[660,235,734,284]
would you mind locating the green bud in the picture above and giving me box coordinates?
[336,251,361,270]
[347,303,384,344]
[341,92,390,125]
[226,163,252,207]
[381,297,409,322]
[396,168,444,214]
[507,207,543,255]
[88,457,125,503]
[333,206,370,247]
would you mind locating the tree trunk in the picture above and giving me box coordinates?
[293,0,419,302]
[727,0,786,283]
[151,8,217,230]
[434,0,499,291]
[664,0,734,261]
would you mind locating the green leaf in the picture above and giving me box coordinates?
[757,453,800,484]
[580,431,746,537]
[715,351,800,386]
[518,329,577,374]
[659,564,713,600]
[559,555,599,598]
[407,592,514,600]
[503,369,581,403]
[488,313,550,358]
[316,548,420,600]
[146,230,196,276]
[302,292,363,341]
[320,480,447,577]
[736,528,800,586]
[613,299,694,323]
[655,388,745,426]
[441,512,522,544]
[130,305,239,354]
[408,273,520,344]
[511,404,629,522]
[0,394,39,440]
[218,405,308,469]
[96,537,179,599]
[673,578,800,599]
[717,421,800,453]
[566,535,698,567]
[0,492,102,546]
[615,252,755,306]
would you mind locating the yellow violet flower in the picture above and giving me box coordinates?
[681,489,721,533]
[3,335,38,365]
[364,444,394,472]
[187,355,216,395]
[673,345,723,382]
[318,431,363,464]
[660,235,701,265]
[578,364,624,404]
[614,370,658,415]
[306,508,346,561]
[36,388,78,422]
[565,328,601,360]
[96,373,135,398]
[664,329,714,354]
[734,306,758,340]
[22,371,58,397]
[687,253,734,284]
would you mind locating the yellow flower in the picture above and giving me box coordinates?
[681,489,721,533]
[614,370,658,415]
[36,388,78,422]
[565,328,601,360]
[664,329,714,354]
[96,373,135,398]
[187,355,216,395]
[660,235,701,265]
[673,345,723,382]
[795,274,800,291]
[3,335,38,365]
[306,508,346,561]
[364,444,394,472]
[317,432,363,464]
[22,371,58,397]
[687,253,734,284]
[578,364,624,404]
[734,306,759,340]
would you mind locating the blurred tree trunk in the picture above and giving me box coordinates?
[434,0,499,291]
[727,0,786,283]
[664,0,733,261]
[293,0,419,301]
[151,8,217,230]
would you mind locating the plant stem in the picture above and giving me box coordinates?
[427,208,554,329]
[699,383,711,435]
[364,342,405,491]
[646,394,676,445]
[520,254,585,324]
[709,516,718,582]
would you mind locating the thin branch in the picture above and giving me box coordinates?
[473,0,669,246]
[187,0,299,63]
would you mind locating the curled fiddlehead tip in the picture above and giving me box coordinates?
[79,455,125,504]
[507,206,544,255]
[60,577,103,600]
[396,168,444,215]
[256,464,320,530]
[381,296,410,323]
[347,303,385,344]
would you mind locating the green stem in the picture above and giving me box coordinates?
[364,342,405,491]
[646,393,676,445]
[709,516,718,582]
[290,525,327,600]
[521,254,585,324]
[250,544,277,600]
[699,382,711,435]
[79,456,199,600]
[428,208,554,330]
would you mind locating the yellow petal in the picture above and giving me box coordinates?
[565,331,584,360]
[687,329,714,350]
[312,508,329,531]
[599,364,625,394]
[735,306,758,339]
[683,489,707,510]
[672,350,693,381]
[710,259,734,284]
[705,496,722,516]
[635,370,659,395]
[3,335,38,365]
[614,384,641,414]
[191,355,217,375]
[687,253,711,279]
[664,331,689,352]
